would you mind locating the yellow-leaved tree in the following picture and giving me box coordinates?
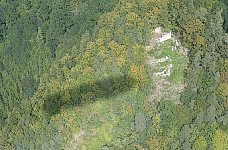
[212,129,228,150]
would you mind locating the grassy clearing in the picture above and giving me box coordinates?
[148,39,188,84]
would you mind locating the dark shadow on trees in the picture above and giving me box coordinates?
[43,74,137,117]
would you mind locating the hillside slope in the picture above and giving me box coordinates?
[0,0,228,149]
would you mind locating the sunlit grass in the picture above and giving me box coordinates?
[148,39,188,83]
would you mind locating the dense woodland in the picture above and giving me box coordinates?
[0,0,228,149]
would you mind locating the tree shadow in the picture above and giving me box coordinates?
[43,74,137,117]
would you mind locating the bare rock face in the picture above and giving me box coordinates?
[135,112,146,132]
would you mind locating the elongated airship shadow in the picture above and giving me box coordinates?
[43,74,137,116]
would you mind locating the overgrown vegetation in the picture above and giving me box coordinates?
[0,0,227,149]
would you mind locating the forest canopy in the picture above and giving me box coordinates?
[0,0,228,149]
